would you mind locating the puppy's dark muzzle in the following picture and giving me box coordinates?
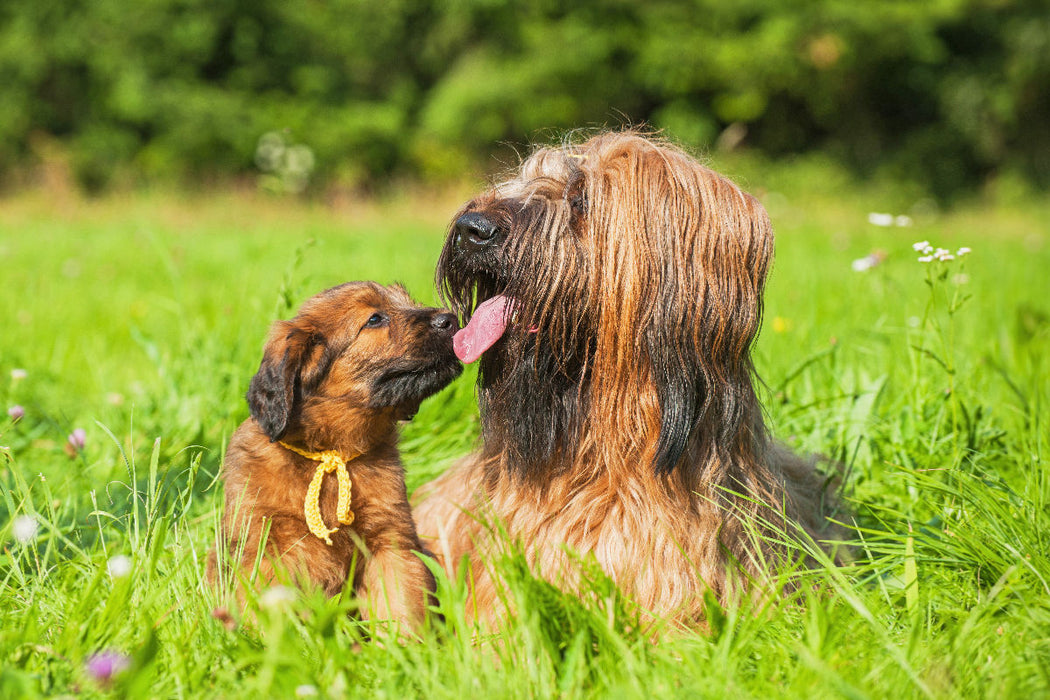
[453,212,503,254]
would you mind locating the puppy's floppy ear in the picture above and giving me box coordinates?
[246,320,329,441]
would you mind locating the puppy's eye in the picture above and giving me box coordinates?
[362,312,387,329]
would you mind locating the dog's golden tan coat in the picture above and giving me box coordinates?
[414,131,840,626]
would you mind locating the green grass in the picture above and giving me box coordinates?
[1,173,1048,698]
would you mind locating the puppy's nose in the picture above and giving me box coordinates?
[453,212,501,252]
[430,311,459,334]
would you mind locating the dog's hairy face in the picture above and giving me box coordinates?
[247,282,462,442]
[437,131,774,480]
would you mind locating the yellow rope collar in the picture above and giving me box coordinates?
[279,441,359,546]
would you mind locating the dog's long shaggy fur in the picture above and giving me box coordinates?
[212,282,461,631]
[413,131,840,626]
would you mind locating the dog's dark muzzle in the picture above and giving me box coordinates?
[453,212,504,254]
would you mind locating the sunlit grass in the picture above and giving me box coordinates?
[1,177,1048,697]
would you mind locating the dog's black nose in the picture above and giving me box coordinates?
[430,311,459,334]
[453,212,501,252]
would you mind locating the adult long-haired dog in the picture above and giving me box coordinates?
[212,282,461,631]
[412,130,840,626]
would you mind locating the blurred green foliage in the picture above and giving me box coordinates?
[0,0,1047,196]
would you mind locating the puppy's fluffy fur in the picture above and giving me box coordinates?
[212,282,461,630]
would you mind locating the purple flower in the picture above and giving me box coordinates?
[7,405,23,421]
[85,650,131,683]
[68,428,87,451]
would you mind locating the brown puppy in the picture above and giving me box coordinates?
[213,281,461,632]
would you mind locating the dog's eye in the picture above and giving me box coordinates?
[362,312,387,329]
[566,170,588,217]
[570,192,587,215]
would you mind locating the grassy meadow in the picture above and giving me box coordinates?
[1,167,1048,698]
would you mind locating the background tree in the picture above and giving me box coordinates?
[0,0,1046,197]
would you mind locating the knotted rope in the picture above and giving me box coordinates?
[279,442,358,546]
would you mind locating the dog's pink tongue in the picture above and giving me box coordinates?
[454,295,513,363]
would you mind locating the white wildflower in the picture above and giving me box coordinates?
[295,685,319,698]
[107,554,132,578]
[851,250,885,272]
[915,241,969,264]
[852,257,874,272]
[10,369,27,381]
[868,212,894,227]
[258,585,296,610]
[895,215,914,227]
[12,515,38,544]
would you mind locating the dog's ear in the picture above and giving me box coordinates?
[582,138,774,475]
[246,320,329,441]
[646,178,774,474]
